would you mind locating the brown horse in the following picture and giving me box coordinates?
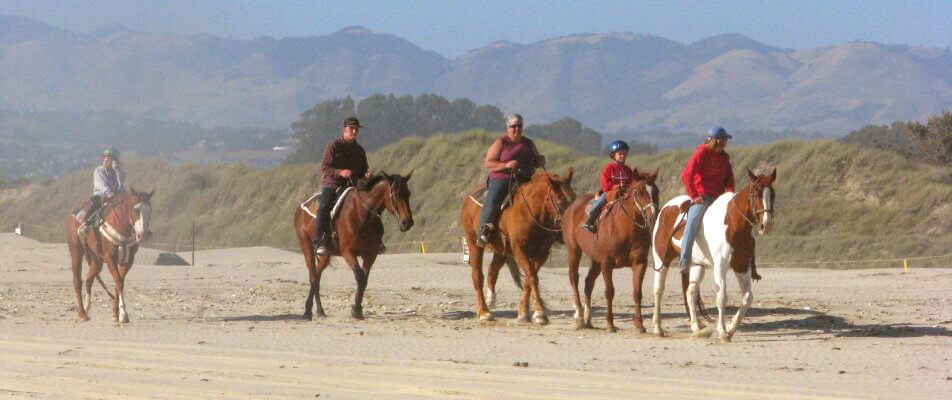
[651,168,776,342]
[292,172,414,320]
[67,188,154,322]
[561,170,659,333]
[460,168,575,324]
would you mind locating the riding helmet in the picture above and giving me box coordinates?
[608,140,629,156]
[102,147,120,160]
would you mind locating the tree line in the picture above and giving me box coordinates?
[287,93,653,163]
[841,110,952,165]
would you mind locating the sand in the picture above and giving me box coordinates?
[0,233,949,399]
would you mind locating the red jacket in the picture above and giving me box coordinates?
[681,144,735,199]
[600,162,633,193]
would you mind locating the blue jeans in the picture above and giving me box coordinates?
[586,192,608,221]
[680,196,715,267]
[479,178,510,231]
[314,186,338,242]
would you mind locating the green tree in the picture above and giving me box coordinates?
[287,97,356,163]
[905,110,952,165]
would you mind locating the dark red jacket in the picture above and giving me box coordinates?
[599,162,633,193]
[681,144,735,199]
[320,137,368,189]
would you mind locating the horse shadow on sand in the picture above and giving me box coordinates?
[222,313,302,322]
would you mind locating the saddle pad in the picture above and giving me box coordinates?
[468,184,516,211]
[299,187,355,219]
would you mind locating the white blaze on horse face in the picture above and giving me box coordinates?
[761,188,773,234]
[134,203,151,239]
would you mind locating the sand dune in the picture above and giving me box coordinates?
[0,234,949,399]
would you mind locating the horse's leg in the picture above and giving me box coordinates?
[630,260,648,334]
[300,235,318,320]
[102,253,122,322]
[582,260,601,328]
[341,251,366,320]
[713,261,730,342]
[528,263,548,325]
[567,247,585,330]
[117,262,131,323]
[485,252,507,310]
[726,270,753,340]
[651,255,669,337]
[686,265,707,337]
[69,242,88,321]
[466,236,492,321]
[508,248,534,324]
[82,258,104,319]
[313,255,331,319]
[601,260,617,333]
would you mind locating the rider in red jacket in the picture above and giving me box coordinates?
[678,127,735,272]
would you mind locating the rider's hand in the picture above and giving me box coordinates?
[363,171,372,179]
[505,160,519,169]
[692,196,704,204]
[339,169,353,178]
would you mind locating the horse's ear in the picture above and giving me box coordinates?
[651,167,660,182]
[769,168,777,183]
[746,168,756,181]
[147,189,155,199]
[129,186,137,195]
[380,171,389,179]
[563,167,574,183]
[631,167,640,177]
[404,169,413,182]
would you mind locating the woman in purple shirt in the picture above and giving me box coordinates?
[477,113,546,246]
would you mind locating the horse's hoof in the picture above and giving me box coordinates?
[719,336,732,344]
[516,315,531,324]
[477,312,494,322]
[302,312,313,321]
[634,326,647,334]
[78,316,90,322]
[532,315,549,325]
[571,319,586,330]
[121,316,130,324]
[314,311,326,320]
[654,329,666,337]
[351,306,364,320]
[606,326,618,333]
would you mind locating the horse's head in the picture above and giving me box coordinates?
[745,168,777,235]
[380,171,414,232]
[126,187,155,243]
[625,168,658,228]
[538,167,576,217]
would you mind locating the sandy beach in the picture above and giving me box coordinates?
[0,233,949,399]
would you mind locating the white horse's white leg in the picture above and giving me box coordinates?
[714,261,730,342]
[118,293,129,323]
[484,287,496,310]
[727,270,753,338]
[686,265,705,336]
[651,256,668,337]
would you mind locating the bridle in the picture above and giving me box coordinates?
[519,177,569,233]
[730,177,773,228]
[616,182,655,230]
[352,178,408,229]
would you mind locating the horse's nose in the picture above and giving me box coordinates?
[401,219,413,232]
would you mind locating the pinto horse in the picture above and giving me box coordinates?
[292,172,414,320]
[67,188,154,322]
[651,168,776,342]
[460,168,575,324]
[561,170,659,333]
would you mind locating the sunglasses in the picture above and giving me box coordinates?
[508,124,523,129]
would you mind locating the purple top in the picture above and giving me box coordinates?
[488,135,539,181]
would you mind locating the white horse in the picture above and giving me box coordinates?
[651,168,776,342]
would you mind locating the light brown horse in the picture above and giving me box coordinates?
[67,189,154,322]
[460,168,575,324]
[293,172,414,320]
[561,170,659,333]
[651,168,776,342]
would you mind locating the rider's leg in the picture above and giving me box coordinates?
[583,192,607,232]
[78,195,102,236]
[313,187,337,255]
[678,196,714,272]
[477,178,510,245]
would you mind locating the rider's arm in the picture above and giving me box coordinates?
[724,158,736,193]
[681,149,702,200]
[599,163,614,193]
[483,138,512,172]
[113,162,125,193]
[320,141,340,179]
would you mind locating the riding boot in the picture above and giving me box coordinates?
[582,210,598,233]
[377,241,387,254]
[314,234,329,256]
[477,224,493,247]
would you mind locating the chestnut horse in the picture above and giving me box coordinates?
[651,168,776,342]
[293,172,414,320]
[67,188,154,322]
[460,168,575,324]
[561,170,659,333]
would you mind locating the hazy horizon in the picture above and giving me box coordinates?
[2,0,949,57]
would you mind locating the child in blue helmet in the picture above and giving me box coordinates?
[583,140,634,232]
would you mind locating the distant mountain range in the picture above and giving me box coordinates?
[1,15,949,135]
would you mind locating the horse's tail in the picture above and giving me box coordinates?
[680,271,714,324]
[95,275,116,301]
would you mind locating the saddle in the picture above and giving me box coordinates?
[468,181,522,212]
[300,187,356,243]
[583,188,625,229]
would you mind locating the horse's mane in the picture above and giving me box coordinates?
[357,173,392,191]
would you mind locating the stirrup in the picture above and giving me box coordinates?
[315,245,329,256]
[583,222,596,233]
[377,243,387,254]
[77,224,90,236]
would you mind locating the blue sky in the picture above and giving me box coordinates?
[2,0,949,57]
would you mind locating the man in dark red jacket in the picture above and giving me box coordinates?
[678,127,735,272]
[314,116,372,256]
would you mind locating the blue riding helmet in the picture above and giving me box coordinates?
[707,127,732,140]
[608,140,629,156]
